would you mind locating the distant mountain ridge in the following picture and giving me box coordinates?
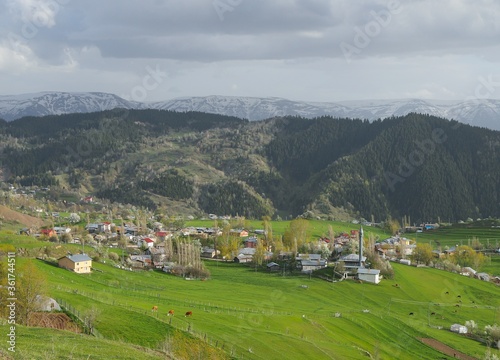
[1,92,499,130]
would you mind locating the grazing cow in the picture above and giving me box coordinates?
[455,304,460,307]
[185,311,192,317]
[457,295,461,298]
[409,312,414,316]
[430,312,436,316]
[445,291,449,295]
[168,309,175,316]
[152,306,158,312]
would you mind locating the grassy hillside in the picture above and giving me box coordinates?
[411,225,500,249]
[4,254,496,360]
[0,326,168,360]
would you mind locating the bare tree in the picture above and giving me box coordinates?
[16,260,47,325]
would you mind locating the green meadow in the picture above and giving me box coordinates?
[408,226,500,249]
[186,219,390,239]
[1,221,500,359]
[2,256,499,359]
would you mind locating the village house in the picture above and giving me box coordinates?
[130,254,152,268]
[297,258,328,273]
[234,247,256,263]
[58,254,92,274]
[54,226,71,235]
[230,229,249,237]
[295,254,328,273]
[340,253,367,271]
[41,228,56,238]
[201,247,220,258]
[137,237,155,248]
[244,237,258,248]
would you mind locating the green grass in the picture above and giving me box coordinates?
[0,326,166,360]
[186,219,390,240]
[410,225,500,249]
[481,255,500,276]
[6,257,497,360]
[2,223,500,359]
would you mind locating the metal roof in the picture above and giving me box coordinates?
[66,254,92,262]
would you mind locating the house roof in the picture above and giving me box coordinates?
[341,254,367,262]
[239,247,256,255]
[143,238,154,243]
[357,268,380,275]
[300,260,327,267]
[64,254,92,263]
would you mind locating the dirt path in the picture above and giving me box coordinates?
[419,338,477,360]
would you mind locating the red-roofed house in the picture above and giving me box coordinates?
[41,228,56,237]
[155,231,171,241]
[138,237,155,248]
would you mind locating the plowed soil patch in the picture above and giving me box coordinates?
[29,313,81,333]
[419,338,477,360]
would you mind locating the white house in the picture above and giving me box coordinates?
[450,324,468,334]
[357,268,381,284]
[54,227,71,235]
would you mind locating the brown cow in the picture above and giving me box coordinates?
[168,309,175,316]
[185,311,192,317]
[152,306,158,312]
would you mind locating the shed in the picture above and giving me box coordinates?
[266,262,280,272]
[357,268,381,284]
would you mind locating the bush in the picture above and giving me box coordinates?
[485,324,500,348]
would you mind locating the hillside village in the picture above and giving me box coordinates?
[8,191,499,288]
[3,183,499,279]
[2,182,500,359]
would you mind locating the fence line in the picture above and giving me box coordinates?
[56,298,102,338]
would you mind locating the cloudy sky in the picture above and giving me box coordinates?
[1,0,500,102]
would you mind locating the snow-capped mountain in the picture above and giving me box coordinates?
[150,96,500,130]
[1,92,499,130]
[0,92,138,121]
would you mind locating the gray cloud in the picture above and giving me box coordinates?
[1,0,500,102]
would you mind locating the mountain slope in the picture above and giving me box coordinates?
[0,92,138,121]
[2,110,499,223]
[1,92,500,130]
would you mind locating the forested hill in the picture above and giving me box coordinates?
[1,110,499,223]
